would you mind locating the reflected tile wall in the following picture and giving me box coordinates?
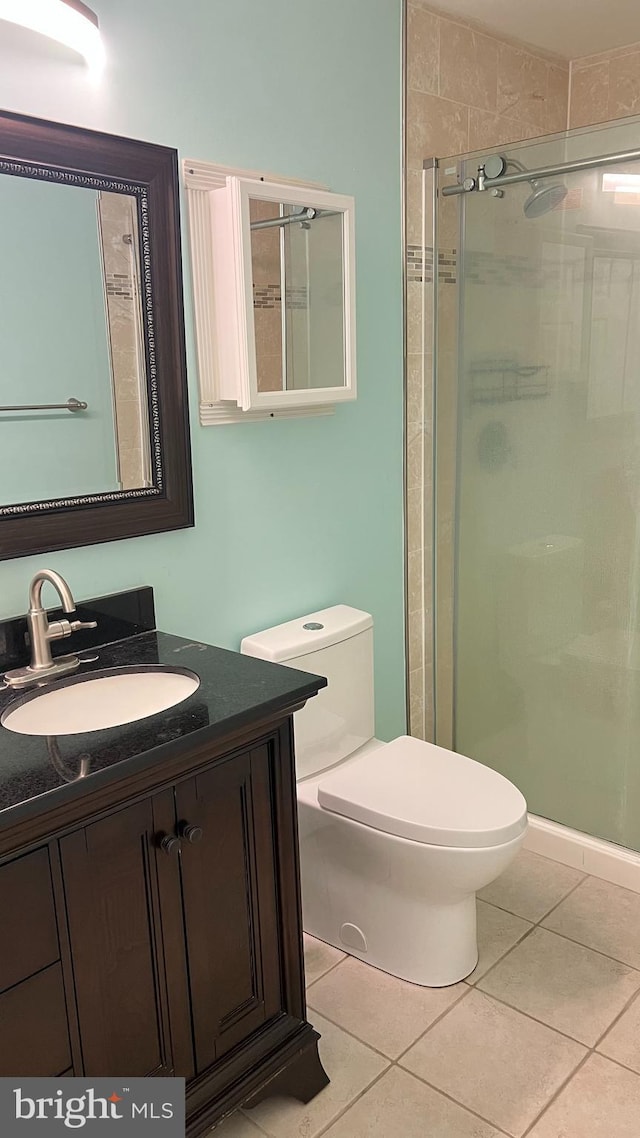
[250,198,284,393]
[98,192,150,491]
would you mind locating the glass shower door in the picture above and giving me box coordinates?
[435,116,640,853]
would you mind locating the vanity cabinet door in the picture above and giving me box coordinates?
[59,799,172,1078]
[175,745,282,1075]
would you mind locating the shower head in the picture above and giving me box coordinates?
[484,155,568,218]
[523,179,568,218]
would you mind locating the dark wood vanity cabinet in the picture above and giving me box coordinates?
[166,747,283,1074]
[60,798,172,1079]
[0,719,328,1135]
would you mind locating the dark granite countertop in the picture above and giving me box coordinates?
[0,630,326,832]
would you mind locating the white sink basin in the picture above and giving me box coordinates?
[2,666,200,736]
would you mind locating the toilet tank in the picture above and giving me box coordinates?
[241,605,375,779]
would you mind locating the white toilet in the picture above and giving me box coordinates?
[241,605,527,987]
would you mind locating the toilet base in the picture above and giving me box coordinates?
[298,780,525,988]
[305,893,478,988]
[307,887,476,987]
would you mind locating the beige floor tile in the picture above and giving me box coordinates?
[478,927,640,1046]
[542,876,640,969]
[478,850,584,923]
[323,1066,503,1138]
[306,956,466,1059]
[242,1012,388,1138]
[466,900,532,983]
[304,934,345,987]
[400,989,586,1137]
[211,1111,263,1136]
[598,991,640,1073]
[528,1053,640,1137]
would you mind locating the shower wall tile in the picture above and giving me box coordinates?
[406,353,424,425]
[439,22,498,112]
[568,61,611,128]
[407,549,424,614]
[496,43,550,127]
[407,4,439,96]
[545,65,571,133]
[405,2,571,744]
[406,281,424,355]
[409,666,425,739]
[406,422,424,491]
[609,51,640,118]
[406,170,424,246]
[568,46,640,128]
[407,89,469,170]
[406,486,423,554]
[467,109,539,152]
[572,40,640,70]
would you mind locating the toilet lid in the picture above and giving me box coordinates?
[317,735,527,848]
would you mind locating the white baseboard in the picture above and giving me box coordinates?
[524,814,640,895]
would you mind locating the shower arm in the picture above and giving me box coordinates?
[442,145,640,197]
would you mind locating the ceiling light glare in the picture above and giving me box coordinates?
[0,0,105,71]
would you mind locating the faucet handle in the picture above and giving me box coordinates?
[69,619,98,633]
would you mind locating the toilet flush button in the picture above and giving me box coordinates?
[303,622,324,630]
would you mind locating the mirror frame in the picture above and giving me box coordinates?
[0,109,193,560]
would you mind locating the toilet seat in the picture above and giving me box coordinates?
[317,735,527,849]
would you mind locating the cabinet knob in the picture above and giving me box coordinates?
[160,834,181,856]
[179,823,203,844]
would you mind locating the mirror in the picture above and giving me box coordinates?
[249,198,347,394]
[1,178,151,503]
[0,110,193,560]
[186,167,356,423]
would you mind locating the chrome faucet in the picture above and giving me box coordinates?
[4,570,97,689]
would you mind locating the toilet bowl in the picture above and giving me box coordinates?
[242,605,527,987]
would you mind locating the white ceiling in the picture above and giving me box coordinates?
[427,0,640,61]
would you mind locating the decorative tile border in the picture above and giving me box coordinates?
[252,283,309,309]
[407,244,457,284]
[106,271,134,300]
[407,245,589,289]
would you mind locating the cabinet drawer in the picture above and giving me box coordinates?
[0,848,59,992]
[0,964,71,1076]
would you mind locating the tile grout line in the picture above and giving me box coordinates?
[592,985,640,1053]
[406,80,554,134]
[477,869,587,927]
[535,924,640,972]
[464,915,537,989]
[304,1001,398,1064]
[473,916,640,1001]
[305,953,348,992]
[311,1066,392,1138]
[468,982,608,1050]
[390,983,473,1063]
[532,873,588,926]
[394,1065,514,1137]
[519,1048,593,1138]
[481,871,640,971]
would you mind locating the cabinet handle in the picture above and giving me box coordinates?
[160,834,181,856]
[179,823,203,844]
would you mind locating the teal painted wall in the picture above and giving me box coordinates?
[0,0,405,739]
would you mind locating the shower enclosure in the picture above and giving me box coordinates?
[420,114,640,855]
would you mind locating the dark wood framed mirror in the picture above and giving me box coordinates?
[0,109,193,560]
